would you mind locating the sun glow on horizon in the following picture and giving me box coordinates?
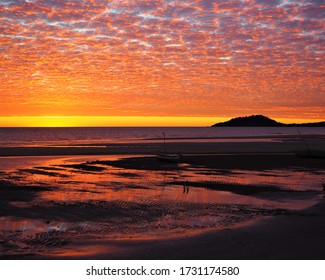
[0,116,323,128]
[0,116,228,127]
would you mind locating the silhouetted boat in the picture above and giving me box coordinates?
[156,132,181,162]
[295,129,325,158]
[156,152,180,162]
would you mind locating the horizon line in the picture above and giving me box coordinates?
[0,115,324,128]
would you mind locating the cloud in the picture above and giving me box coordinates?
[0,0,324,118]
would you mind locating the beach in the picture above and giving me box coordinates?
[94,201,325,260]
[0,134,325,260]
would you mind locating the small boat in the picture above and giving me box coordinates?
[156,132,181,162]
[156,152,180,163]
[295,129,325,158]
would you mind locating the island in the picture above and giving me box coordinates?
[212,115,325,127]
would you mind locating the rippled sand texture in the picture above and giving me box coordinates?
[0,154,324,259]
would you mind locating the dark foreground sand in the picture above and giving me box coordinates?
[99,201,325,260]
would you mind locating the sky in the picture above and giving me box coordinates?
[0,0,324,126]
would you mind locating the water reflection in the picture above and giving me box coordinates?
[0,155,324,258]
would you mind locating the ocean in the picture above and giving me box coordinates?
[0,126,324,147]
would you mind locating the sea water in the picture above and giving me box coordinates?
[0,126,324,147]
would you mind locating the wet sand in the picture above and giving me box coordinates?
[94,201,325,260]
[1,173,324,260]
[0,138,325,259]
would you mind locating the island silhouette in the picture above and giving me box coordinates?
[212,115,325,127]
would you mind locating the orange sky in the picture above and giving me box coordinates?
[0,0,324,126]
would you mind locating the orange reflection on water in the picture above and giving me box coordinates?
[0,217,48,235]
[44,244,119,259]
[1,155,324,259]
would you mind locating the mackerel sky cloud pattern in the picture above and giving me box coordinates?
[0,0,324,119]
